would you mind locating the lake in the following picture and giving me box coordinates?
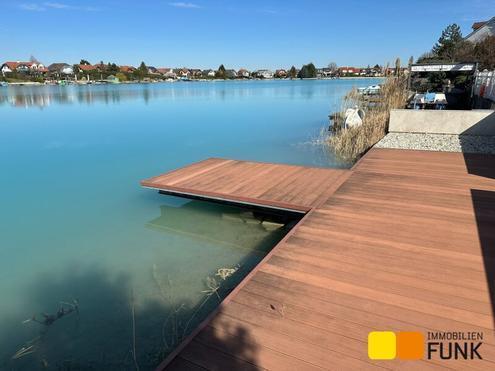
[0,79,380,370]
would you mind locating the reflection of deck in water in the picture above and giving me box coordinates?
[143,149,495,370]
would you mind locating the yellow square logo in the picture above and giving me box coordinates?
[368,331,396,360]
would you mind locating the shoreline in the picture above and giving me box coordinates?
[1,76,384,87]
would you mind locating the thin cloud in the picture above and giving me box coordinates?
[44,2,70,9]
[19,3,46,11]
[44,2,100,11]
[20,2,100,12]
[169,2,201,9]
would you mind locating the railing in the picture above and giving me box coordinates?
[474,71,495,102]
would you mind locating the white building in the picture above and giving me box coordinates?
[256,69,274,79]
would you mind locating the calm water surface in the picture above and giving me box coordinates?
[0,79,380,369]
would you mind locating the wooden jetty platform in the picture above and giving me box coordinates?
[141,158,349,212]
[142,148,495,370]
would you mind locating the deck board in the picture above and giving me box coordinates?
[141,159,349,212]
[143,148,495,370]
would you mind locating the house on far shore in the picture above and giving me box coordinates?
[275,69,287,78]
[225,69,237,79]
[237,68,250,78]
[338,66,360,76]
[175,68,191,78]
[1,61,45,74]
[256,69,274,79]
[157,68,176,79]
[120,65,136,73]
[316,67,336,78]
[465,16,495,43]
[189,69,203,78]
[76,64,97,72]
[147,66,160,75]
[202,69,216,78]
[106,75,120,83]
[48,63,74,76]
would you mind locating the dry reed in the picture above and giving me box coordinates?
[328,76,408,161]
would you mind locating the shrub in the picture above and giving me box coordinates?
[327,76,409,161]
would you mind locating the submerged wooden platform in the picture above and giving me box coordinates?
[142,148,495,370]
[141,158,350,212]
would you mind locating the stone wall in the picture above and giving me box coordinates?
[389,109,495,136]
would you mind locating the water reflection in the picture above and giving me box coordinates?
[0,80,370,109]
[146,200,299,253]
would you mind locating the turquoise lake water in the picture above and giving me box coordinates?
[0,79,380,369]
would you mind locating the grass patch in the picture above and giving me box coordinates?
[328,76,409,162]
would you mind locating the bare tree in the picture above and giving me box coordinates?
[327,62,337,72]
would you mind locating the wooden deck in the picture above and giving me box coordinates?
[143,148,495,370]
[141,158,350,212]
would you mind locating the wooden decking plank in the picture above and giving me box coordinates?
[277,241,490,302]
[211,308,391,370]
[180,339,263,371]
[235,283,495,370]
[251,271,495,347]
[142,158,348,210]
[284,236,488,291]
[260,262,494,329]
[208,314,388,370]
[144,158,232,186]
[266,254,493,316]
[303,218,488,256]
[166,356,209,371]
[197,325,325,371]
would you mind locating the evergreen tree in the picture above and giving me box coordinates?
[215,64,226,79]
[138,62,148,74]
[432,24,463,61]
[80,59,90,65]
[298,63,316,78]
[289,66,297,79]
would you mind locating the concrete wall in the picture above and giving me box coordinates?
[389,109,495,136]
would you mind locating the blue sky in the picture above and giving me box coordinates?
[1,0,494,69]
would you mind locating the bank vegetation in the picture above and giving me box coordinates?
[328,75,409,161]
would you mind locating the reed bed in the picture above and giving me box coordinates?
[328,76,409,161]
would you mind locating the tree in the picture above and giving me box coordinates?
[80,59,90,65]
[327,62,337,72]
[298,63,316,78]
[432,23,463,61]
[474,36,495,70]
[215,64,226,79]
[107,63,119,74]
[289,66,297,79]
[395,57,401,76]
[132,62,148,80]
[138,61,147,74]
[116,72,127,82]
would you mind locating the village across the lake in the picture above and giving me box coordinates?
[0,60,401,85]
